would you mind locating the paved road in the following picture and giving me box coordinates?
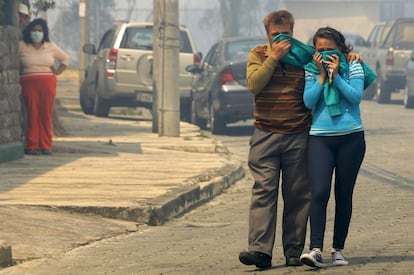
[2,96,413,274]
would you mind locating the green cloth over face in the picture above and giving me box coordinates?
[304,50,347,117]
[273,34,315,67]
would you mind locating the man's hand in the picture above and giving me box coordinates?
[270,39,291,61]
[347,52,362,63]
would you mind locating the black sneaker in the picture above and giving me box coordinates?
[239,251,272,269]
[24,149,41,155]
[41,149,52,155]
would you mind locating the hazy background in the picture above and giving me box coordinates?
[27,0,414,68]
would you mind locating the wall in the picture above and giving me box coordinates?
[0,2,24,163]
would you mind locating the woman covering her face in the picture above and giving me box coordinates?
[300,26,367,268]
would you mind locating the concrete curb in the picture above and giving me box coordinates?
[50,163,244,226]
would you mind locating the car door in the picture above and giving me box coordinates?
[362,24,383,69]
[116,25,153,97]
[384,21,414,73]
[86,29,114,96]
[192,43,220,119]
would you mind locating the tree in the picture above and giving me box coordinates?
[47,0,115,136]
[199,0,279,39]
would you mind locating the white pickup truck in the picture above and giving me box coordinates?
[359,18,414,103]
[80,22,201,119]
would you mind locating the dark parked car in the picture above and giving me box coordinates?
[185,36,267,134]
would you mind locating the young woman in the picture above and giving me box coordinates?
[19,18,70,155]
[299,26,366,268]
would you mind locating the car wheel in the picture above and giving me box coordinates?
[191,98,207,129]
[180,98,191,122]
[404,84,414,109]
[376,73,391,104]
[94,84,110,117]
[209,104,226,135]
[79,81,94,115]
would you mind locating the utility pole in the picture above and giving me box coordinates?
[79,0,89,83]
[153,0,180,137]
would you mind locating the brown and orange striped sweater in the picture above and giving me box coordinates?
[246,44,312,134]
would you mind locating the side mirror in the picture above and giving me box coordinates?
[185,64,203,74]
[83,44,96,55]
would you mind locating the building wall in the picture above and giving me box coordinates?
[0,2,24,163]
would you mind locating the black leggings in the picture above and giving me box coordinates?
[308,131,365,251]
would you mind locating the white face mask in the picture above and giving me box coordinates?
[30,31,44,43]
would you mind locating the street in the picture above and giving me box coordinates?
[3,93,413,274]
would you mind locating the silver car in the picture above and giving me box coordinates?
[80,22,201,119]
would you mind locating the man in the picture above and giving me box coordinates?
[18,3,30,29]
[239,10,312,269]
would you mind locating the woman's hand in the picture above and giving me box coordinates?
[50,64,67,75]
[313,52,326,84]
[324,54,339,82]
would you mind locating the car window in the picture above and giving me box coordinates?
[393,22,414,48]
[119,26,193,53]
[202,43,219,69]
[98,29,115,51]
[225,39,267,61]
[121,26,153,50]
[179,31,193,53]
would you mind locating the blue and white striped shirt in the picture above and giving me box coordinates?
[304,61,365,136]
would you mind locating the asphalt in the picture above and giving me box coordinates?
[0,75,244,269]
[2,74,414,274]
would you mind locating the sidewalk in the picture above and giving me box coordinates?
[0,76,244,268]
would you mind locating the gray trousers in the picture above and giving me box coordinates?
[247,128,310,258]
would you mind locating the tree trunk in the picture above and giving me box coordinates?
[52,103,67,137]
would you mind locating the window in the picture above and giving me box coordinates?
[121,27,153,50]
[225,39,267,61]
[98,29,115,51]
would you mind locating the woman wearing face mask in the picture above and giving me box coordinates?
[19,18,70,155]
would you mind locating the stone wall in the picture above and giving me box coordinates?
[0,25,24,163]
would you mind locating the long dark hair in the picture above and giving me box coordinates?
[312,26,353,54]
[22,18,50,44]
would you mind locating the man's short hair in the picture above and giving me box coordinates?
[263,10,295,34]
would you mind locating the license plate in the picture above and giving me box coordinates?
[136,92,153,103]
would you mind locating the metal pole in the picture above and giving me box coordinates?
[152,0,160,133]
[158,0,180,137]
[79,0,89,84]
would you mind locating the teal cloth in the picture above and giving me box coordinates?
[272,34,315,67]
[361,62,377,89]
[304,50,348,117]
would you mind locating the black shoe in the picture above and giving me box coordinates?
[24,149,41,155]
[239,251,272,269]
[286,257,302,266]
[41,149,52,155]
